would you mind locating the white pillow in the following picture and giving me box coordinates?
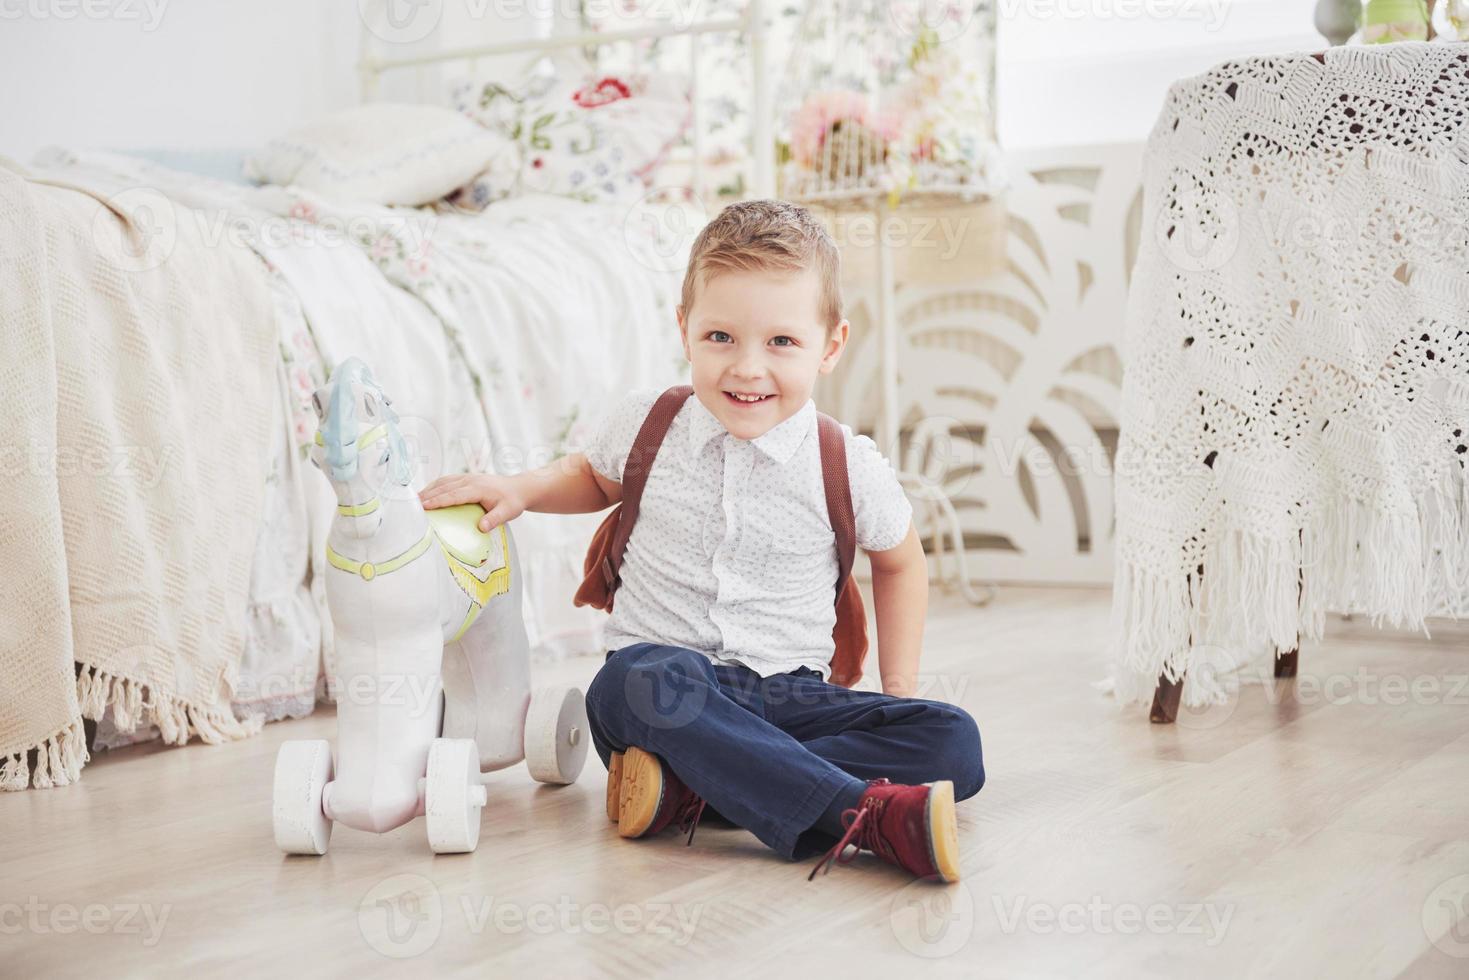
[244,103,511,206]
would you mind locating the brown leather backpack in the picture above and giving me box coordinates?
[573,385,870,687]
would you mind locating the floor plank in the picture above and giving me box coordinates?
[3,587,1467,978]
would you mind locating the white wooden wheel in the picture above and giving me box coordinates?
[425,738,486,854]
[524,685,589,785]
[273,739,334,855]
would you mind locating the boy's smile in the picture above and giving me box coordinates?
[678,266,849,442]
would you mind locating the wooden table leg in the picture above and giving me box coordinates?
[1151,560,1204,724]
[1275,547,1304,679]
[1150,671,1185,723]
[1274,646,1299,678]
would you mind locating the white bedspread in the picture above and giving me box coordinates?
[45,151,689,739]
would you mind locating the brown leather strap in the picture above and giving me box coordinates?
[604,390,858,607]
[817,413,856,598]
[603,385,694,591]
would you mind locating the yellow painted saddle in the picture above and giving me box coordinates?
[325,502,512,642]
[427,504,512,642]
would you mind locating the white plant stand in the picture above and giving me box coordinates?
[794,190,997,607]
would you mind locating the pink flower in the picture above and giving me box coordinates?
[789,90,874,168]
[289,200,317,222]
[573,77,631,109]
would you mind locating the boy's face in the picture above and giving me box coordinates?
[677,266,849,442]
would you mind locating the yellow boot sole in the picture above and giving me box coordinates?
[616,746,665,838]
[926,780,961,882]
[605,751,624,822]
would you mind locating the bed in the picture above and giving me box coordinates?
[0,4,776,783]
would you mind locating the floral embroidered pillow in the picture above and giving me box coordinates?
[447,69,690,210]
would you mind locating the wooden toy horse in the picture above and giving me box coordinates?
[272,357,587,854]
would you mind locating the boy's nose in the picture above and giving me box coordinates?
[729,358,766,381]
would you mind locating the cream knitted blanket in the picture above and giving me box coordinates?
[1112,43,1469,706]
[0,161,276,789]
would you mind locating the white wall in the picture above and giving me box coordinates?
[0,0,1329,164]
[996,0,1324,149]
[1,1,362,162]
[0,0,553,164]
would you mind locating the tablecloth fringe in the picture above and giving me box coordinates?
[1111,463,1469,709]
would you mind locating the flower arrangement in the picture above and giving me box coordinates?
[779,25,1001,203]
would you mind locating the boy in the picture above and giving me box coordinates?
[419,200,984,882]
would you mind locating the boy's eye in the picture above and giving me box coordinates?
[771,336,794,347]
[709,330,731,343]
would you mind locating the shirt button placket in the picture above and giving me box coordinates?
[710,437,749,649]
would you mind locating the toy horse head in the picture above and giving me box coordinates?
[308,358,413,532]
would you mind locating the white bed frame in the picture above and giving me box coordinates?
[357,0,776,200]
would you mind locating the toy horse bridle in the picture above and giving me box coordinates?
[316,421,422,581]
[315,424,391,517]
[316,419,512,640]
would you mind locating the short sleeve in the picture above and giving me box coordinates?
[845,429,913,552]
[582,387,661,483]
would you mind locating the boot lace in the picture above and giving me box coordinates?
[807,779,895,880]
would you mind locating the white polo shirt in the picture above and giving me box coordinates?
[583,386,913,679]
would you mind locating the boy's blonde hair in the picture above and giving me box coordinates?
[680,199,843,335]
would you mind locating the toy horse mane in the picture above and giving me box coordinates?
[320,356,412,485]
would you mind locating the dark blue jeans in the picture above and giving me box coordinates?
[584,642,985,860]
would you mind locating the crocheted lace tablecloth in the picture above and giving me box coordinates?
[1111,42,1469,707]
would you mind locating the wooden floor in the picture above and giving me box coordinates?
[4,586,1469,979]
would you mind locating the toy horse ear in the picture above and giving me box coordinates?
[363,391,379,418]
[310,387,328,419]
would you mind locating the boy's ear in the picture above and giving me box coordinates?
[819,319,850,374]
[676,305,691,360]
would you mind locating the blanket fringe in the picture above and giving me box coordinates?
[75,664,264,747]
[5,667,266,791]
[1,717,90,791]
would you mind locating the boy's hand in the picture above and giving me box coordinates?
[419,474,527,532]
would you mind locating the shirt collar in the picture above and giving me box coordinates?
[686,393,817,465]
